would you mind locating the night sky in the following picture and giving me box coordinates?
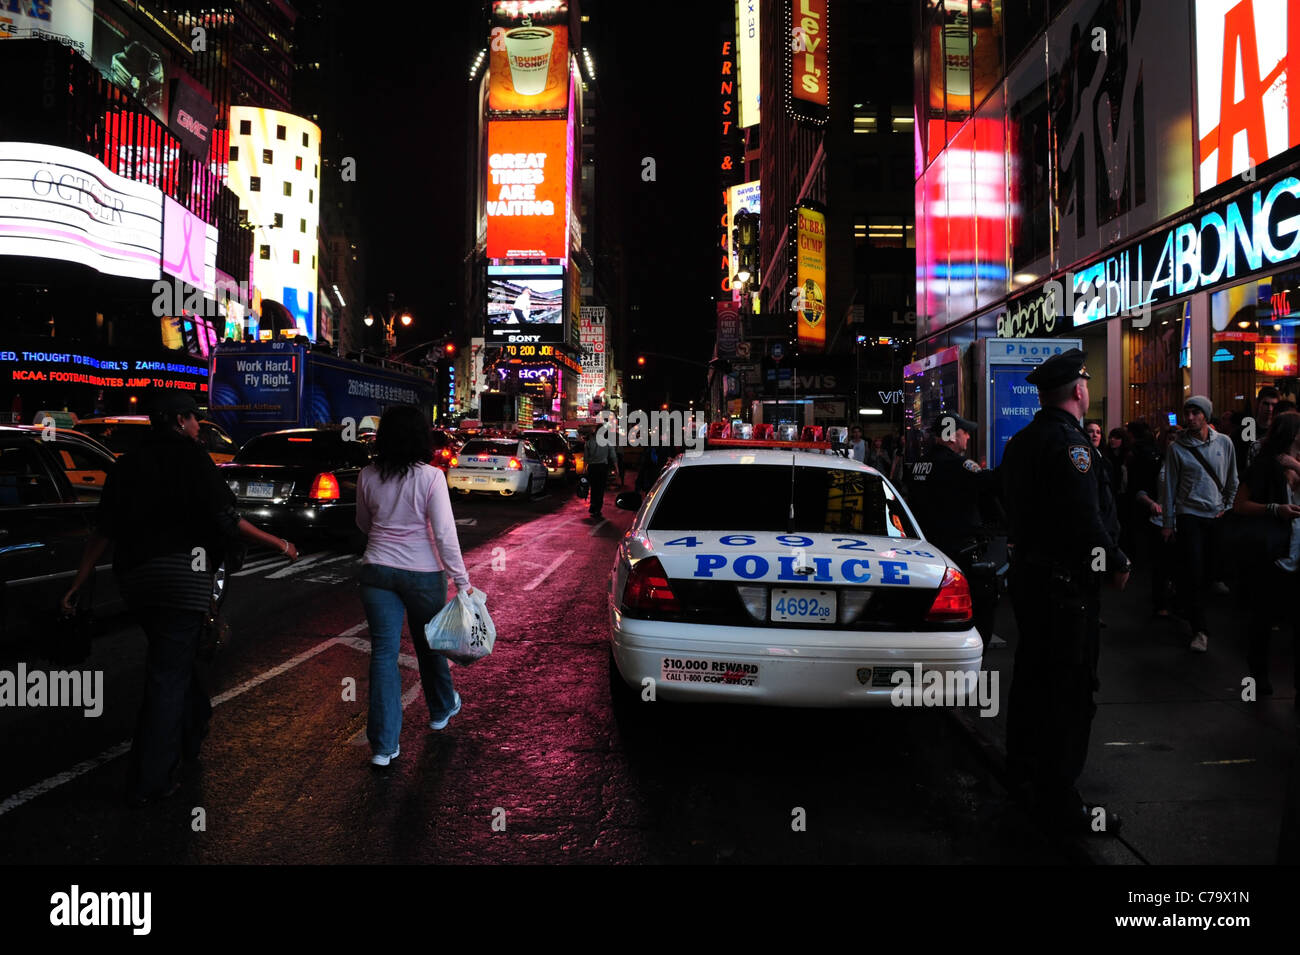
[341,1,719,375]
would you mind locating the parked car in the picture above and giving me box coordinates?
[447,437,548,498]
[77,415,238,464]
[430,428,460,472]
[0,426,123,647]
[219,427,370,549]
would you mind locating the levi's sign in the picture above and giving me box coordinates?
[998,173,1300,336]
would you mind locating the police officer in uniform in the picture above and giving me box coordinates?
[906,414,1001,647]
[1000,349,1130,835]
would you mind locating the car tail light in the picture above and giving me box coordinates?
[309,472,341,500]
[507,457,522,470]
[449,456,459,467]
[621,556,681,614]
[556,453,565,465]
[439,448,451,459]
[925,568,972,623]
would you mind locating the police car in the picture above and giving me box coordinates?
[607,440,982,706]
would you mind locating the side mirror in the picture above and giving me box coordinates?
[614,491,642,511]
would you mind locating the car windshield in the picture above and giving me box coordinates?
[77,422,148,455]
[522,432,565,452]
[235,432,360,467]
[648,463,917,537]
[460,440,519,457]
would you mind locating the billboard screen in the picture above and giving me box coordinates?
[169,74,216,160]
[0,141,162,280]
[1196,0,1299,192]
[0,0,92,57]
[227,106,322,340]
[486,118,569,260]
[578,305,606,408]
[487,275,565,344]
[91,1,169,122]
[727,179,760,293]
[737,0,760,128]
[162,196,217,293]
[790,0,828,113]
[489,1,570,114]
[795,204,827,350]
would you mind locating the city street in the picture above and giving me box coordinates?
[0,483,1077,865]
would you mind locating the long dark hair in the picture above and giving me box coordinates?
[1260,410,1300,460]
[373,404,432,481]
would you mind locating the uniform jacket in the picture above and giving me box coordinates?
[906,443,995,553]
[1001,407,1125,573]
[1163,429,1237,528]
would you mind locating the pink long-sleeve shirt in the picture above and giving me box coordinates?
[356,463,471,587]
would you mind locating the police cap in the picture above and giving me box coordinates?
[929,413,978,436]
[1025,348,1091,390]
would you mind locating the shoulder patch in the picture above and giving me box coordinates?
[1068,445,1092,473]
[962,458,981,472]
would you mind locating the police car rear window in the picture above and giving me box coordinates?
[460,440,519,457]
[649,464,916,537]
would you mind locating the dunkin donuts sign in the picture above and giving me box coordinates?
[489,1,570,113]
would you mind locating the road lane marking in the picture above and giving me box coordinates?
[0,624,371,817]
[524,549,573,591]
[1198,758,1256,765]
[455,518,477,526]
[266,552,355,579]
[232,555,290,576]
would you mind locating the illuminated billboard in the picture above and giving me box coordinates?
[227,107,321,339]
[0,0,92,57]
[789,0,828,122]
[487,275,565,344]
[162,196,217,293]
[794,203,827,350]
[486,119,569,261]
[91,0,169,122]
[736,0,760,129]
[0,141,162,280]
[489,1,570,114]
[727,179,760,289]
[1255,341,1298,375]
[1196,0,1300,192]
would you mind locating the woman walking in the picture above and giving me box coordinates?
[357,405,473,766]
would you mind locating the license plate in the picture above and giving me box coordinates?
[245,481,275,498]
[473,476,489,484]
[660,657,759,687]
[770,589,836,624]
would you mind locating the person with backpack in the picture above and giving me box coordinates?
[1162,396,1238,653]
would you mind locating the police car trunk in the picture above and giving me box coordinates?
[609,445,983,706]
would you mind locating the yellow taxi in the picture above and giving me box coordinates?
[76,415,239,464]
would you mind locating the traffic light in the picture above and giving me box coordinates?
[444,342,456,356]
[637,355,646,366]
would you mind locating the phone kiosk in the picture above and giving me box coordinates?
[977,337,1082,468]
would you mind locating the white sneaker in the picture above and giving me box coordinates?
[430,692,462,731]
[370,745,400,766]
[1189,633,1208,652]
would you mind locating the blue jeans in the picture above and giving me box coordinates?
[358,563,456,756]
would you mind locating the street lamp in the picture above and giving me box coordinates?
[400,313,413,327]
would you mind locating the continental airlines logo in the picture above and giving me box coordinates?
[1196,0,1300,192]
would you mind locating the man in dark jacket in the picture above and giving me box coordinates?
[63,394,297,804]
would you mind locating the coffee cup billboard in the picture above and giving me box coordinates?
[489,2,569,113]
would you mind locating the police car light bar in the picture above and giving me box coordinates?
[705,438,833,451]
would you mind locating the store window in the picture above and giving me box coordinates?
[1123,303,1189,430]
[1210,274,1300,426]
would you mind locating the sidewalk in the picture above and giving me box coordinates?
[950,547,1300,864]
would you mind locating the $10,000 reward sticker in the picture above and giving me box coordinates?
[660,657,759,687]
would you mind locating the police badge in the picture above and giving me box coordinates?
[1068,445,1092,473]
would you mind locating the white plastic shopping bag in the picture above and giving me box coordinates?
[424,588,496,665]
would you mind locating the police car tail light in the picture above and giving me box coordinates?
[309,472,340,501]
[736,584,768,621]
[839,588,874,624]
[449,456,459,467]
[622,557,681,614]
[507,457,522,470]
[925,568,972,623]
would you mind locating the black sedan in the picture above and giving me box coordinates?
[219,428,371,550]
[518,429,575,482]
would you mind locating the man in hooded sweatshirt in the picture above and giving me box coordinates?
[1163,395,1238,653]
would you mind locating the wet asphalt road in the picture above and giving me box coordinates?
[0,476,1075,864]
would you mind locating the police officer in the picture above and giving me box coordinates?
[1000,348,1130,835]
[906,413,1001,647]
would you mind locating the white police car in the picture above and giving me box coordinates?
[608,442,982,706]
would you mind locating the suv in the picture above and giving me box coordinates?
[518,429,574,482]
[0,427,123,647]
[77,416,238,464]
